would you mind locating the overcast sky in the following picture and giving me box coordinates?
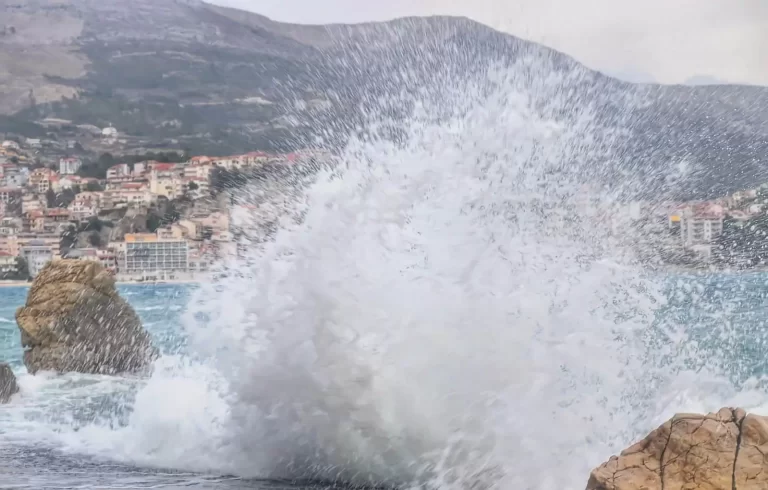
[210,0,768,86]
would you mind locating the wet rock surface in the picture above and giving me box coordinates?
[587,407,768,490]
[15,260,157,375]
[0,362,18,403]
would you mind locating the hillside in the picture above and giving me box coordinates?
[0,0,767,197]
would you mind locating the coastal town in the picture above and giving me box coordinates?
[1,126,766,282]
[0,130,324,283]
[613,188,768,269]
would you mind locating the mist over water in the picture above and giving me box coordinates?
[2,41,766,490]
[128,62,723,487]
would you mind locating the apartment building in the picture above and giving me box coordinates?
[101,186,153,209]
[0,251,18,276]
[106,163,131,181]
[20,240,54,278]
[2,165,28,188]
[69,192,102,221]
[59,157,82,175]
[21,194,45,214]
[149,163,183,199]
[66,248,118,273]
[680,204,725,247]
[29,168,58,194]
[122,233,189,278]
[0,187,22,205]
[183,163,213,180]
[17,234,61,259]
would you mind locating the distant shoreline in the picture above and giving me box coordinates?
[660,265,768,275]
[0,280,203,288]
[116,280,203,286]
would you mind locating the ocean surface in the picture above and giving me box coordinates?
[0,285,330,489]
[1,43,767,490]
[0,276,767,489]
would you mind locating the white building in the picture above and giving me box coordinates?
[59,157,82,175]
[133,161,147,177]
[0,251,18,276]
[102,126,118,144]
[102,186,153,209]
[58,175,85,190]
[106,163,131,181]
[21,240,54,278]
[69,192,101,221]
[1,141,20,151]
[183,163,213,181]
[122,234,189,280]
[150,163,183,199]
[680,204,725,252]
[2,166,28,188]
[21,194,45,214]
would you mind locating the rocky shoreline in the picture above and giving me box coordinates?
[588,407,768,490]
[1,260,158,404]
[2,264,767,489]
[0,362,18,403]
[16,260,158,375]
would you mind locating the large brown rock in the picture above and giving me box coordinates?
[15,260,157,375]
[0,362,18,403]
[587,407,768,490]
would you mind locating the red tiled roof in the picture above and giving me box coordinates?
[150,163,177,171]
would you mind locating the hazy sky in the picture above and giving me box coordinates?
[210,0,768,86]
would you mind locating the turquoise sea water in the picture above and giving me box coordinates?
[0,286,326,489]
[1,276,768,489]
[0,285,194,369]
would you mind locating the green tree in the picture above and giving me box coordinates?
[55,188,77,208]
[146,212,162,232]
[60,224,78,252]
[45,188,56,208]
[85,181,104,192]
[83,217,104,232]
[146,214,160,232]
[88,232,102,248]
[14,257,29,281]
[187,181,199,191]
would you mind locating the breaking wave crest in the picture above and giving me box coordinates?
[168,62,687,487]
[7,54,762,490]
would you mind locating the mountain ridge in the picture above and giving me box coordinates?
[1,0,767,197]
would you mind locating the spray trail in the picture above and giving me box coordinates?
[173,62,672,488]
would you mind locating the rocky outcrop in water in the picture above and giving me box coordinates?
[0,362,18,403]
[15,260,157,375]
[587,407,768,490]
